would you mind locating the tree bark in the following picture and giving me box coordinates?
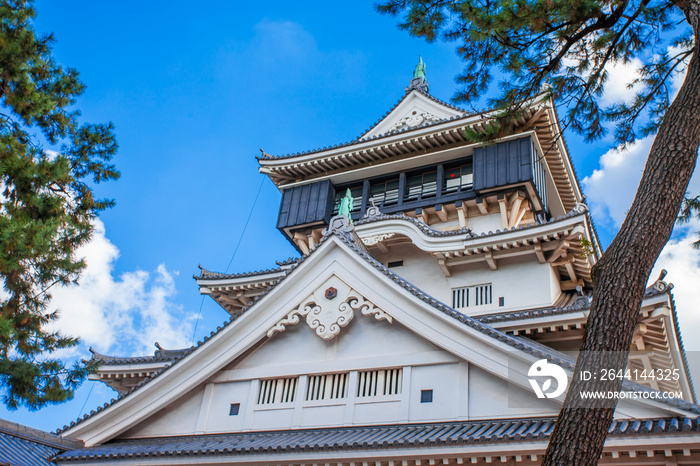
[542,4,700,464]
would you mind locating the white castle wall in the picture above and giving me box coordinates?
[382,243,561,315]
[117,310,562,439]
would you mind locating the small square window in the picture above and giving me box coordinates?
[420,389,433,403]
[499,297,505,307]
[229,403,240,415]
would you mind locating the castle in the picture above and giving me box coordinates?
[48,62,700,465]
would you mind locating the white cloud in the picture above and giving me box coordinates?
[597,44,689,108]
[650,220,700,351]
[583,134,700,231]
[583,50,699,346]
[667,44,691,100]
[582,136,654,228]
[599,57,644,108]
[47,219,194,358]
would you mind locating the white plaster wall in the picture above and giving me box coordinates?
[468,365,558,418]
[202,381,251,433]
[250,406,296,429]
[352,399,405,425]
[408,363,467,422]
[548,265,563,302]
[466,213,504,236]
[214,312,465,431]
[301,403,346,426]
[235,309,443,374]
[118,385,205,438]
[384,244,558,314]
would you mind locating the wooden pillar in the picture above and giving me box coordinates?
[397,173,406,207]
[360,180,370,218]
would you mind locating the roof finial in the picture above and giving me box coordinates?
[406,56,429,94]
[413,55,426,80]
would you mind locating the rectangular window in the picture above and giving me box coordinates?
[306,373,349,401]
[405,171,437,201]
[452,284,492,309]
[369,178,400,206]
[357,368,402,397]
[444,163,473,194]
[257,377,298,405]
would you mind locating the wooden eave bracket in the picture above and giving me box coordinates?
[534,242,546,263]
[456,200,469,228]
[498,193,509,229]
[520,106,547,131]
[485,250,498,270]
[496,191,530,230]
[416,207,430,225]
[547,239,570,263]
[476,197,489,215]
[435,252,452,277]
[435,204,448,222]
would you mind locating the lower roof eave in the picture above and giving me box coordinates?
[55,434,700,466]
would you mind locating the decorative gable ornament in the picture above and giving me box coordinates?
[362,197,383,220]
[387,110,442,133]
[361,233,395,246]
[267,277,392,341]
[325,287,338,300]
[322,214,354,237]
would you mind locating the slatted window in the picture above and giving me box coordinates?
[452,284,492,309]
[257,377,298,405]
[357,368,402,398]
[306,373,349,401]
[474,284,492,306]
[405,171,437,201]
[370,179,400,206]
[444,163,474,193]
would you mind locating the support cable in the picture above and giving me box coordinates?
[191,176,266,345]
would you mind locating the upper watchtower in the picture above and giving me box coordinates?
[259,59,586,256]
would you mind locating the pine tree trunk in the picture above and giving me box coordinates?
[542,3,700,464]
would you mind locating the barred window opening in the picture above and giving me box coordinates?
[306,373,349,401]
[452,284,492,309]
[357,368,402,397]
[257,377,298,405]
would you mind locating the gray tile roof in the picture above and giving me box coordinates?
[355,213,472,237]
[643,269,674,297]
[257,89,475,161]
[474,292,590,324]
[89,343,193,366]
[669,291,697,402]
[356,207,587,240]
[0,419,82,466]
[0,433,60,466]
[275,257,299,266]
[55,416,699,462]
[195,265,284,281]
[354,88,469,141]
[56,218,700,434]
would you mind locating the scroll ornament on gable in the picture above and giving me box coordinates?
[267,285,392,341]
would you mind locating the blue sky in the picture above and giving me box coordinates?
[3,1,699,432]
